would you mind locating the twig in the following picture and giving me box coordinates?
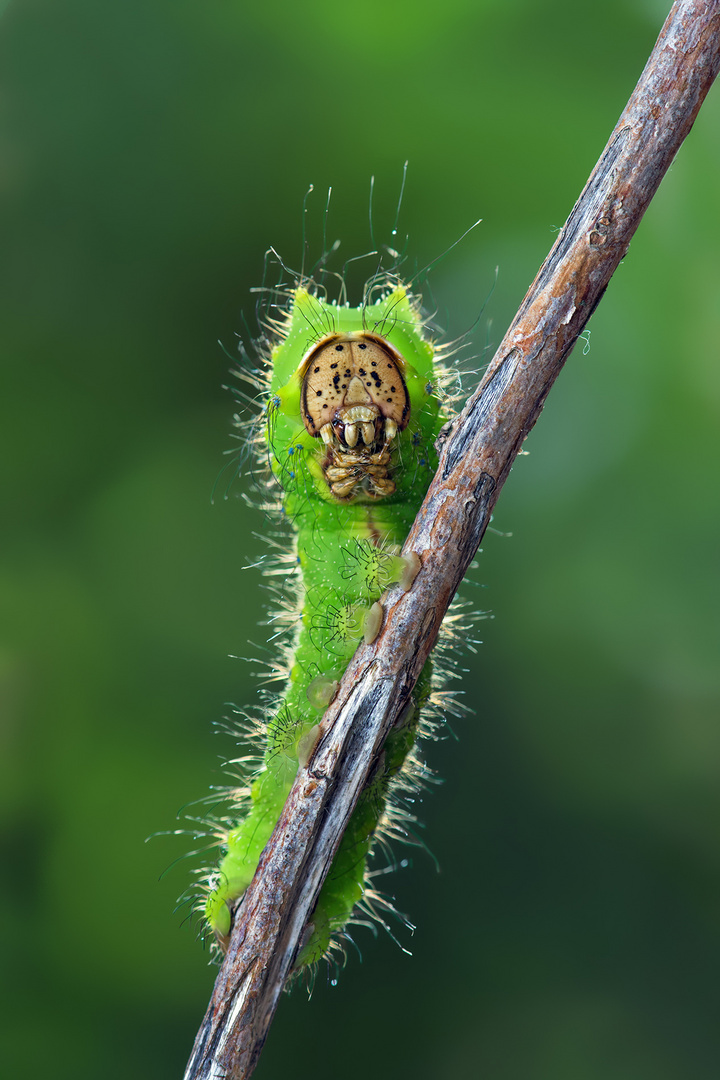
[184,3,720,1077]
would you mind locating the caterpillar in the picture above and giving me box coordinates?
[199,257,461,971]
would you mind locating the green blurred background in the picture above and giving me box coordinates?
[2,0,719,1077]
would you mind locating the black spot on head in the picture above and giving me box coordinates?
[316,390,322,397]
[390,386,396,392]
[314,366,320,373]
[335,345,344,351]
[358,343,367,350]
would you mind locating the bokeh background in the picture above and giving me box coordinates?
[2,0,719,1077]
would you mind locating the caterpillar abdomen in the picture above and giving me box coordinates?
[204,282,445,967]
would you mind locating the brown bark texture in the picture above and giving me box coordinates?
[184,3,720,1077]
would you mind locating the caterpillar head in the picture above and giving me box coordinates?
[300,332,410,447]
[299,332,410,500]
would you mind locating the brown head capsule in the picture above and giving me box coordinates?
[299,332,412,501]
[300,333,410,442]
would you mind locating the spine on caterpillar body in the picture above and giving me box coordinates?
[205,283,445,967]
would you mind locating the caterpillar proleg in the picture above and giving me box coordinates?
[200,254,463,971]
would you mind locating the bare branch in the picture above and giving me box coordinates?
[184,3,720,1077]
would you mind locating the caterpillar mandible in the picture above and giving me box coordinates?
[201,263,457,971]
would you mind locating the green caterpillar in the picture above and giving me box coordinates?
[203,275,448,968]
